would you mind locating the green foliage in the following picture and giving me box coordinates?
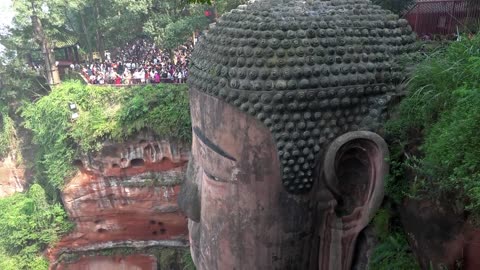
[157,15,209,50]
[117,84,191,140]
[0,184,73,270]
[370,204,420,270]
[423,89,480,211]
[181,250,196,270]
[386,35,480,212]
[0,55,48,103]
[372,208,391,241]
[3,0,248,67]
[0,104,16,158]
[22,81,191,190]
[388,36,480,138]
[370,233,420,270]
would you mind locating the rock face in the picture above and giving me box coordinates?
[0,154,26,198]
[401,199,480,270]
[51,133,190,269]
[56,255,157,270]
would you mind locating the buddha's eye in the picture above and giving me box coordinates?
[204,170,221,182]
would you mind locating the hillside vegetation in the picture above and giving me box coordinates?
[370,35,480,269]
[386,35,480,211]
[22,81,191,192]
[0,184,72,270]
[0,81,191,269]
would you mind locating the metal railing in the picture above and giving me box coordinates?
[405,0,480,37]
[79,70,185,86]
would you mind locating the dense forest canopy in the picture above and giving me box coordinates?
[1,0,245,59]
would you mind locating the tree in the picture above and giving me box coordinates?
[2,0,246,73]
[0,184,72,270]
[8,0,83,85]
[30,7,60,85]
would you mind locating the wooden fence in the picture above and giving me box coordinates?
[404,0,480,37]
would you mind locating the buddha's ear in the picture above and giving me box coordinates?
[178,154,201,222]
[322,131,388,229]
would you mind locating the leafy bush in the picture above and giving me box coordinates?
[370,205,420,270]
[0,104,16,158]
[388,36,480,138]
[0,184,72,270]
[370,233,420,270]
[181,250,196,270]
[22,81,191,190]
[423,89,480,210]
[386,35,480,211]
[116,84,191,140]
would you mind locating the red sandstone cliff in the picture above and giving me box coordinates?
[50,133,190,269]
[401,198,480,270]
[0,153,26,198]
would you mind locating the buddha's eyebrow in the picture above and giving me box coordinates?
[193,126,236,162]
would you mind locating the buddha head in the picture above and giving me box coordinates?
[179,0,414,269]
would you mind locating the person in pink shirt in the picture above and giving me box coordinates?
[115,75,122,85]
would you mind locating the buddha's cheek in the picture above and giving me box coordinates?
[198,175,239,269]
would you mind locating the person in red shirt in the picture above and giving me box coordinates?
[115,75,122,85]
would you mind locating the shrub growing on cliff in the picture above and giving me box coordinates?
[22,81,191,191]
[370,205,420,270]
[386,35,480,212]
[116,84,191,140]
[0,103,16,158]
[370,233,420,270]
[0,184,72,270]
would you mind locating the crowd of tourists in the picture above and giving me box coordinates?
[81,38,193,85]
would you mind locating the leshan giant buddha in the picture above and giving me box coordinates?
[179,0,415,269]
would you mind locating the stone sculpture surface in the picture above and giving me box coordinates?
[179,0,415,269]
[50,133,190,269]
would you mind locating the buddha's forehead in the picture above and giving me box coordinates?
[188,0,415,194]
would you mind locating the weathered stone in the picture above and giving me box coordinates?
[55,255,157,270]
[50,133,190,267]
[0,154,26,198]
[400,198,480,270]
[189,0,414,194]
[181,0,414,269]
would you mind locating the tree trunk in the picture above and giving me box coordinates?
[170,49,175,64]
[93,1,105,62]
[31,14,60,85]
[80,11,94,62]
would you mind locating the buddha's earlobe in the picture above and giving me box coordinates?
[323,131,388,228]
[318,131,389,270]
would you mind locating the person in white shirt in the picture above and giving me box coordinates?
[132,70,140,84]
[140,69,146,84]
[177,70,183,83]
[97,73,105,84]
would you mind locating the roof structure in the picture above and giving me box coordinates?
[52,35,78,49]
